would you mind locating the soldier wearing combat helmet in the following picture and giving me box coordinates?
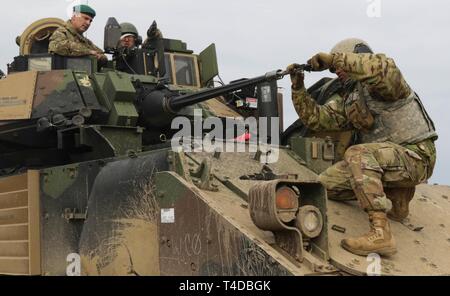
[48,4,107,63]
[119,22,141,49]
[286,38,437,256]
[114,22,141,73]
[114,21,163,74]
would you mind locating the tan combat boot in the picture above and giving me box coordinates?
[385,187,415,222]
[341,211,397,256]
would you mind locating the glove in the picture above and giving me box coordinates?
[335,69,349,82]
[307,52,333,72]
[286,63,305,90]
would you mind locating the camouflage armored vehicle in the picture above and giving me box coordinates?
[0,18,449,276]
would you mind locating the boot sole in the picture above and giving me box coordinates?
[341,241,397,257]
[387,212,407,222]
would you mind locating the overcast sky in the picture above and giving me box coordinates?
[1,0,448,184]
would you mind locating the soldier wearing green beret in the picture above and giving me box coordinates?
[48,5,107,63]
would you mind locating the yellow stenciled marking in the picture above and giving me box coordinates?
[0,97,27,107]
[0,71,36,120]
[79,76,92,88]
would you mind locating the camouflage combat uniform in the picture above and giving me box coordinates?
[292,53,437,212]
[48,20,103,56]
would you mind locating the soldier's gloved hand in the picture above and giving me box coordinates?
[286,63,305,90]
[308,52,334,72]
[336,69,349,82]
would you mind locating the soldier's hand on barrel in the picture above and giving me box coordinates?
[286,63,305,90]
[308,52,333,72]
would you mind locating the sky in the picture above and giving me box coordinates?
[1,0,448,184]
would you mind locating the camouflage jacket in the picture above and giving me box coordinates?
[292,53,436,164]
[48,21,103,56]
[292,53,413,131]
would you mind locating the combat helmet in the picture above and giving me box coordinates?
[120,22,142,46]
[330,38,373,54]
[120,22,139,38]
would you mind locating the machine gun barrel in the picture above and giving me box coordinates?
[139,69,286,128]
[168,70,285,111]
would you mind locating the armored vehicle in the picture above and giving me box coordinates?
[0,18,449,276]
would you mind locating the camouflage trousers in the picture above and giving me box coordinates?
[318,142,430,212]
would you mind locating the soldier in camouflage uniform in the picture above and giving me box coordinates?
[48,5,107,63]
[287,38,438,256]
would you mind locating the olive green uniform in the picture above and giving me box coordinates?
[48,20,103,57]
[292,53,437,212]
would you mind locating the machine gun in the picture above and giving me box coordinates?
[137,69,286,128]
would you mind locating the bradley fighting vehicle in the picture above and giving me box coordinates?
[0,17,449,276]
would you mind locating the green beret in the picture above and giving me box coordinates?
[73,4,96,18]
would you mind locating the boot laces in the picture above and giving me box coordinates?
[367,227,384,242]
